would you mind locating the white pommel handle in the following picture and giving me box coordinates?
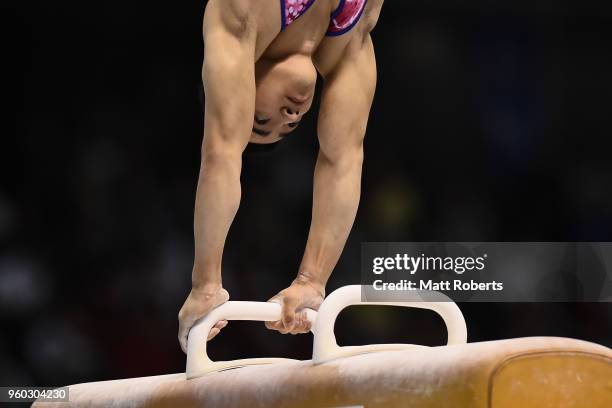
[186,301,317,379]
[312,285,467,363]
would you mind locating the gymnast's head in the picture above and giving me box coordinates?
[249,54,317,145]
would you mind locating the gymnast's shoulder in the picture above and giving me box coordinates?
[204,0,280,39]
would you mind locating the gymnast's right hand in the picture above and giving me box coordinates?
[178,284,230,353]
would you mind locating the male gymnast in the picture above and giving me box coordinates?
[178,0,384,352]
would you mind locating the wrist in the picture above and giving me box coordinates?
[191,266,222,291]
[191,281,223,295]
[294,270,326,297]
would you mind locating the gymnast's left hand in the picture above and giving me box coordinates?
[265,275,325,334]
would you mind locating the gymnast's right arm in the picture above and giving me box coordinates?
[178,0,257,353]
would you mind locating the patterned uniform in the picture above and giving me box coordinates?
[281,0,368,36]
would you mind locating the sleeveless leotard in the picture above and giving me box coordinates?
[281,0,368,36]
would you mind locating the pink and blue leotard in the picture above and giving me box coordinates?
[281,0,368,36]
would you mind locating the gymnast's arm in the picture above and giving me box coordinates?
[300,34,377,294]
[178,0,257,352]
[266,33,377,334]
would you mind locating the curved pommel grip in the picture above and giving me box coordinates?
[186,301,317,379]
[312,285,467,363]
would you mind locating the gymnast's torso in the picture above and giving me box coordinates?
[205,0,382,77]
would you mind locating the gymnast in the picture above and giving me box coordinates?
[178,0,384,352]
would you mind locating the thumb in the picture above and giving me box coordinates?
[281,295,300,331]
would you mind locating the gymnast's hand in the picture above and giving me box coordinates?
[178,284,230,353]
[266,275,325,334]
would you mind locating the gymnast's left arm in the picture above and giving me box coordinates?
[266,33,377,335]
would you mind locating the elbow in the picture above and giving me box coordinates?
[320,144,364,173]
[201,134,245,163]
[202,147,240,163]
[200,147,243,177]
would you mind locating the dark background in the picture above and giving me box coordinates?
[2,0,612,387]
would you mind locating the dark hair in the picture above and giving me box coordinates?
[243,140,285,156]
[201,81,286,157]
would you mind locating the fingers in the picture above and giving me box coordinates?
[179,308,229,351]
[265,320,288,334]
[207,320,228,340]
[265,292,312,334]
[180,317,228,347]
[281,296,299,332]
[207,327,220,340]
[266,322,310,334]
[294,310,311,333]
[265,311,311,334]
[288,310,310,333]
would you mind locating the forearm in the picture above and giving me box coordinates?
[192,4,257,289]
[192,150,242,288]
[298,149,364,291]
